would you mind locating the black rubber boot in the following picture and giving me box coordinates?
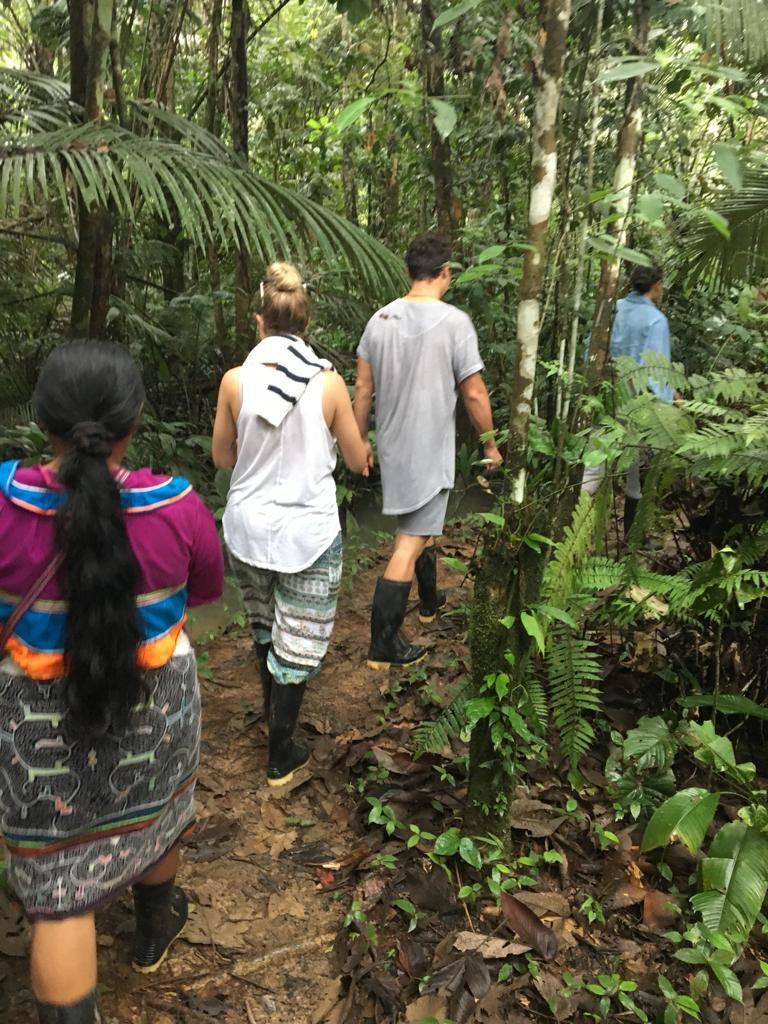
[254,641,272,720]
[36,992,101,1023]
[415,548,447,624]
[367,578,427,670]
[268,681,310,786]
[132,879,189,974]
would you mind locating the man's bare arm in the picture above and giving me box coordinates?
[353,356,375,471]
[459,372,502,468]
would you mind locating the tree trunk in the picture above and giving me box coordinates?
[465,0,572,840]
[421,0,455,237]
[585,0,651,390]
[230,0,253,350]
[70,0,115,336]
[560,0,606,422]
[508,0,572,504]
[205,0,228,351]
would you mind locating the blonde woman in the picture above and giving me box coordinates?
[213,263,369,785]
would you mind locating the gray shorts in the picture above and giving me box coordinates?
[396,489,450,537]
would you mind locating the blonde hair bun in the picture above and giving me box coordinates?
[265,261,304,293]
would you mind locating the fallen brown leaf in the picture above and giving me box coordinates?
[405,994,449,1022]
[453,932,530,958]
[184,906,250,950]
[513,890,571,918]
[267,891,306,920]
[642,889,679,932]
[260,800,287,830]
[501,891,558,960]
[508,798,567,838]
[605,879,646,910]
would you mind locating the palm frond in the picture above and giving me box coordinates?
[0,71,406,299]
[678,166,768,288]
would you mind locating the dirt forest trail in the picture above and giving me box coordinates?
[1,534,473,1024]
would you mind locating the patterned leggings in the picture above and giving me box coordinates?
[228,533,342,685]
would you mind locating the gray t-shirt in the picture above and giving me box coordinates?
[357,298,484,515]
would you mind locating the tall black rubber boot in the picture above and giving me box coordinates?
[367,578,427,670]
[36,992,101,1023]
[268,681,310,786]
[415,548,447,624]
[254,641,272,720]
[132,878,189,974]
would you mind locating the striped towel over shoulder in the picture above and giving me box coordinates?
[243,334,333,426]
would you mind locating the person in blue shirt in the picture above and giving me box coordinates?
[583,264,674,537]
[611,264,673,404]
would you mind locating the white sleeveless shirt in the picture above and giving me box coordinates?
[222,351,340,573]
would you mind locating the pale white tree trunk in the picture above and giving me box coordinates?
[586,0,652,390]
[509,0,572,504]
[559,0,606,421]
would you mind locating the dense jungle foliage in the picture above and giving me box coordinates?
[1,0,768,1018]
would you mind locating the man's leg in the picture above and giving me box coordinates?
[384,532,430,582]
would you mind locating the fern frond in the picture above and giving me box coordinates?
[513,671,549,735]
[543,490,599,609]
[412,681,472,757]
[546,629,602,769]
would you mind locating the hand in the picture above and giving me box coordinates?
[483,442,503,472]
[363,440,375,478]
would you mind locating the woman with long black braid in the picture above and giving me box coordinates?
[0,343,223,1022]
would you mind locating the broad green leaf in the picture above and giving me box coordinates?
[520,611,545,654]
[465,696,495,725]
[674,948,708,965]
[599,58,657,83]
[713,143,744,191]
[477,244,505,263]
[459,837,482,869]
[432,0,484,30]
[536,604,577,628]
[710,963,742,1002]
[654,173,687,201]
[456,263,502,284]
[478,511,504,527]
[586,235,652,266]
[642,788,720,855]
[433,829,461,856]
[636,192,665,224]
[442,556,469,574]
[331,95,377,134]
[679,693,768,721]
[623,716,677,772]
[691,822,768,947]
[685,721,755,782]
[429,97,457,140]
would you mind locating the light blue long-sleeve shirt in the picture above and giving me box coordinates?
[610,292,673,403]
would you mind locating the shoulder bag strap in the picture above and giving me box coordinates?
[0,551,65,655]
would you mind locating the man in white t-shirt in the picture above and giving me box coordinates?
[354,233,501,669]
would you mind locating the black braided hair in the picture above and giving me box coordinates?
[33,342,146,735]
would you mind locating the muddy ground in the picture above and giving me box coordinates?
[2,525,765,1023]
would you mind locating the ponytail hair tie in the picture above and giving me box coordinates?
[70,421,112,458]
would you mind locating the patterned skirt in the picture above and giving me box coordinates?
[0,651,200,920]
